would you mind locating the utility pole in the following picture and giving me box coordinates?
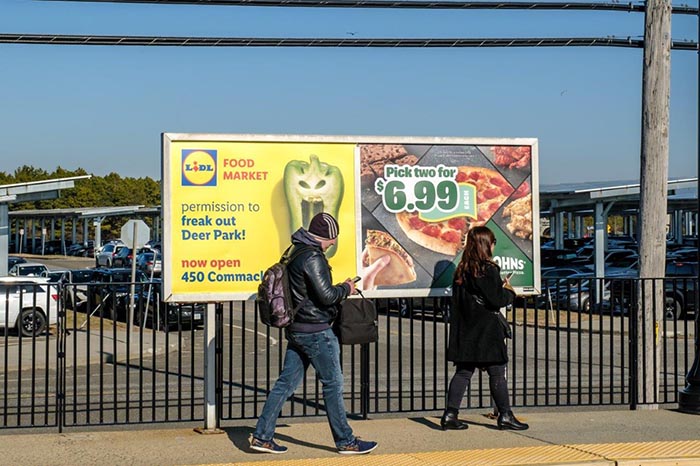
[637,0,671,409]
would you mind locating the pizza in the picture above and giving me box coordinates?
[396,212,469,256]
[364,229,417,286]
[395,166,514,256]
[455,166,514,221]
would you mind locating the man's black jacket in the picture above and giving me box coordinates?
[287,244,351,324]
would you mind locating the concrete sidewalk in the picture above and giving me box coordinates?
[0,407,698,465]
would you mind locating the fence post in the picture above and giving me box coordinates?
[57,284,67,433]
[194,303,223,434]
[629,284,639,410]
[360,343,370,420]
[215,303,223,422]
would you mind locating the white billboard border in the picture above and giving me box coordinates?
[162,133,541,303]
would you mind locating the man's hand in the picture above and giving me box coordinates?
[344,278,358,295]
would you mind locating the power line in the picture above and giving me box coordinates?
[38,0,699,15]
[0,33,697,49]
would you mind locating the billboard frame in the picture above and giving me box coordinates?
[162,133,540,302]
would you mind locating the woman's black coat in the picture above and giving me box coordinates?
[447,262,516,365]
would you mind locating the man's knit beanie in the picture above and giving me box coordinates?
[308,212,339,240]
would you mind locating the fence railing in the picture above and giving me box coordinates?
[0,276,696,431]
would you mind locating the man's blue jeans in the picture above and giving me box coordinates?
[253,328,355,448]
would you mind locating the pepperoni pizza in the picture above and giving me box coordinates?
[396,166,513,256]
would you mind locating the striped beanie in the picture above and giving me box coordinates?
[308,212,339,240]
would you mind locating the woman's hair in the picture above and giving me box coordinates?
[455,226,496,284]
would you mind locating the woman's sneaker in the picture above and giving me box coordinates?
[337,438,378,455]
[250,437,288,454]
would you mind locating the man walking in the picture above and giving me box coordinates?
[251,212,378,455]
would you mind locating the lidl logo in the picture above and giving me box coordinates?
[182,150,217,186]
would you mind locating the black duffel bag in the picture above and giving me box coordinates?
[334,291,378,345]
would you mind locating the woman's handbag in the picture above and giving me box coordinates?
[334,291,378,345]
[474,294,512,339]
[494,310,513,339]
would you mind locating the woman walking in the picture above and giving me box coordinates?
[441,226,529,431]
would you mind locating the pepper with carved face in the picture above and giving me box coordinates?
[283,154,344,257]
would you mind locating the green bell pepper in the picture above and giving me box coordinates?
[284,154,344,257]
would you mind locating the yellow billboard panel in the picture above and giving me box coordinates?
[163,135,358,301]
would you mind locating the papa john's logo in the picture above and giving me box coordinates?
[182,150,217,186]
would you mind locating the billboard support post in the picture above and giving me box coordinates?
[194,302,223,434]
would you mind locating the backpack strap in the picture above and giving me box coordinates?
[281,244,314,315]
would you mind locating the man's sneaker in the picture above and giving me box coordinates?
[337,438,378,455]
[250,437,288,454]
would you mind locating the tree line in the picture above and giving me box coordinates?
[2,166,160,242]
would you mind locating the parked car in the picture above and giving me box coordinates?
[0,277,59,336]
[667,248,698,262]
[112,247,133,267]
[604,249,639,266]
[41,269,71,282]
[607,235,638,251]
[596,255,640,277]
[540,249,578,268]
[7,255,26,269]
[530,267,593,308]
[68,268,99,284]
[563,237,591,250]
[95,243,126,267]
[550,274,611,312]
[146,241,161,252]
[377,296,451,322]
[60,269,99,310]
[8,262,50,277]
[542,266,593,279]
[86,269,203,331]
[571,248,638,267]
[664,261,697,320]
[608,261,697,320]
[135,251,162,276]
[43,240,69,255]
[85,268,148,320]
[139,279,204,331]
[66,241,95,257]
[66,243,84,256]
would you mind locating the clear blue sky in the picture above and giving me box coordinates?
[1,0,697,184]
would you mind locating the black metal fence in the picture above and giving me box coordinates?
[0,276,696,431]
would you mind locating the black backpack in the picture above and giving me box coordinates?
[256,245,309,328]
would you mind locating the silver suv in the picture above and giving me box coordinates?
[95,243,125,268]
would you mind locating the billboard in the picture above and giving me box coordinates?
[162,134,540,302]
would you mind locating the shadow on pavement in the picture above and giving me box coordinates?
[225,424,338,454]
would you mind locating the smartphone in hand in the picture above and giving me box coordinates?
[352,276,362,283]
